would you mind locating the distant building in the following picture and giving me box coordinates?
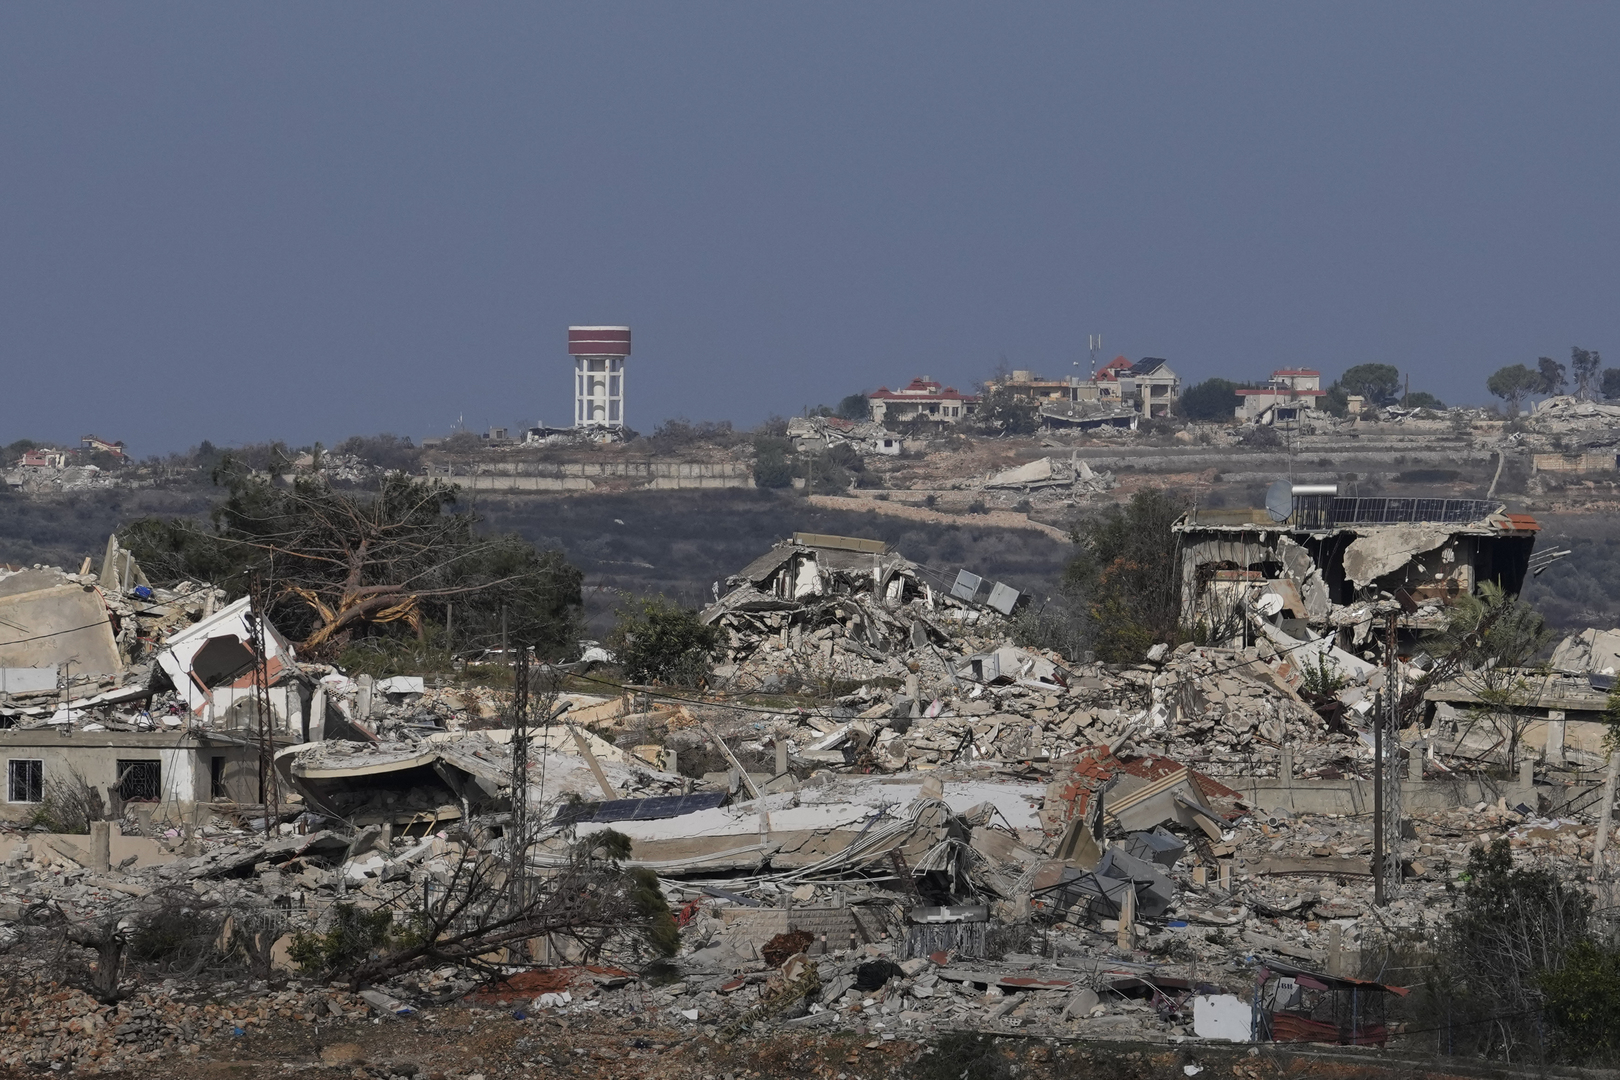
[19,449,68,469]
[79,435,126,457]
[993,370,1073,402]
[1236,369,1326,424]
[868,378,979,425]
[1128,358,1181,417]
[1075,356,1181,416]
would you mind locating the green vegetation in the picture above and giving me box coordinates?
[1064,488,1188,663]
[1541,940,1620,1062]
[288,903,406,976]
[1420,838,1620,1064]
[914,1032,1011,1080]
[1297,651,1347,699]
[973,384,1039,436]
[1486,363,1541,416]
[1420,580,1554,763]
[836,393,870,421]
[1486,356,1581,415]
[1176,377,1241,421]
[752,435,794,488]
[1316,363,1444,415]
[1602,368,1620,400]
[609,596,722,687]
[1337,362,1402,406]
[751,433,860,494]
[1571,346,1602,399]
[121,468,582,659]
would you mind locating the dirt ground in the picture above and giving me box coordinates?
[1,1002,1553,1080]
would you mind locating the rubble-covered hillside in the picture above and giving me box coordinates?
[7,515,1620,1075]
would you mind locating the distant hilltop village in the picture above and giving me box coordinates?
[10,337,1620,499]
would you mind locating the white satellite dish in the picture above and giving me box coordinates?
[1264,478,1293,523]
[1255,593,1285,618]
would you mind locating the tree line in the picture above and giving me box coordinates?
[1487,346,1606,415]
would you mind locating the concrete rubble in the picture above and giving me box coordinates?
[6,524,1618,1070]
[978,455,1115,496]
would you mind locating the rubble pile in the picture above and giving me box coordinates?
[978,455,1116,498]
[0,553,225,724]
[8,521,1620,1068]
[0,966,386,1072]
[701,536,998,692]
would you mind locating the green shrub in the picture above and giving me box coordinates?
[1541,939,1620,1063]
[609,597,722,687]
[287,903,397,976]
[913,1032,1011,1080]
[753,436,793,488]
[1065,488,1189,663]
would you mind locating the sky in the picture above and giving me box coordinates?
[3,4,1619,456]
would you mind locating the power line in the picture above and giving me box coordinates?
[0,619,119,646]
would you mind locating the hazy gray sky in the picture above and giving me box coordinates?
[3,4,1617,455]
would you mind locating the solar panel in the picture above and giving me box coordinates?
[1313,497,1494,527]
[549,791,729,828]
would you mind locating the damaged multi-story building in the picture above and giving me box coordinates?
[0,544,323,821]
[1174,486,1539,652]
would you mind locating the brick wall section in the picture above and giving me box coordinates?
[720,905,892,954]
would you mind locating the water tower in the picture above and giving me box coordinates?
[568,325,630,428]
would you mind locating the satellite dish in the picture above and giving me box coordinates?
[1256,593,1285,618]
[1264,478,1293,522]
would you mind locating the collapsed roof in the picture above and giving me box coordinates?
[1175,492,1539,645]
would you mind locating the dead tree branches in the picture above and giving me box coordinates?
[291,828,677,989]
[122,470,584,658]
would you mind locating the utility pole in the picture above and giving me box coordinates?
[1373,609,1402,906]
[1595,750,1620,882]
[1386,611,1404,899]
[248,573,279,834]
[509,645,530,911]
[1373,680,1385,908]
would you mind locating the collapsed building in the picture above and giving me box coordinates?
[699,532,1024,693]
[785,415,905,457]
[0,540,324,819]
[9,518,1620,1065]
[1175,488,1538,649]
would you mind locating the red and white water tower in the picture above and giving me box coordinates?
[568,325,630,428]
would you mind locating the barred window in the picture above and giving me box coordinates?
[115,760,161,802]
[7,760,42,803]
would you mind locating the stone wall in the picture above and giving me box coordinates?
[431,460,753,492]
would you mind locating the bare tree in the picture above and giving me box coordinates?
[291,829,677,990]
[123,469,583,658]
[1417,582,1553,764]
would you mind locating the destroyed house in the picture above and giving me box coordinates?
[784,415,903,456]
[706,533,917,610]
[1174,490,1538,642]
[700,533,1012,693]
[1,729,268,822]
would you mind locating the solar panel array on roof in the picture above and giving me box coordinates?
[549,791,728,828]
[1331,497,1494,525]
[1289,495,1495,528]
